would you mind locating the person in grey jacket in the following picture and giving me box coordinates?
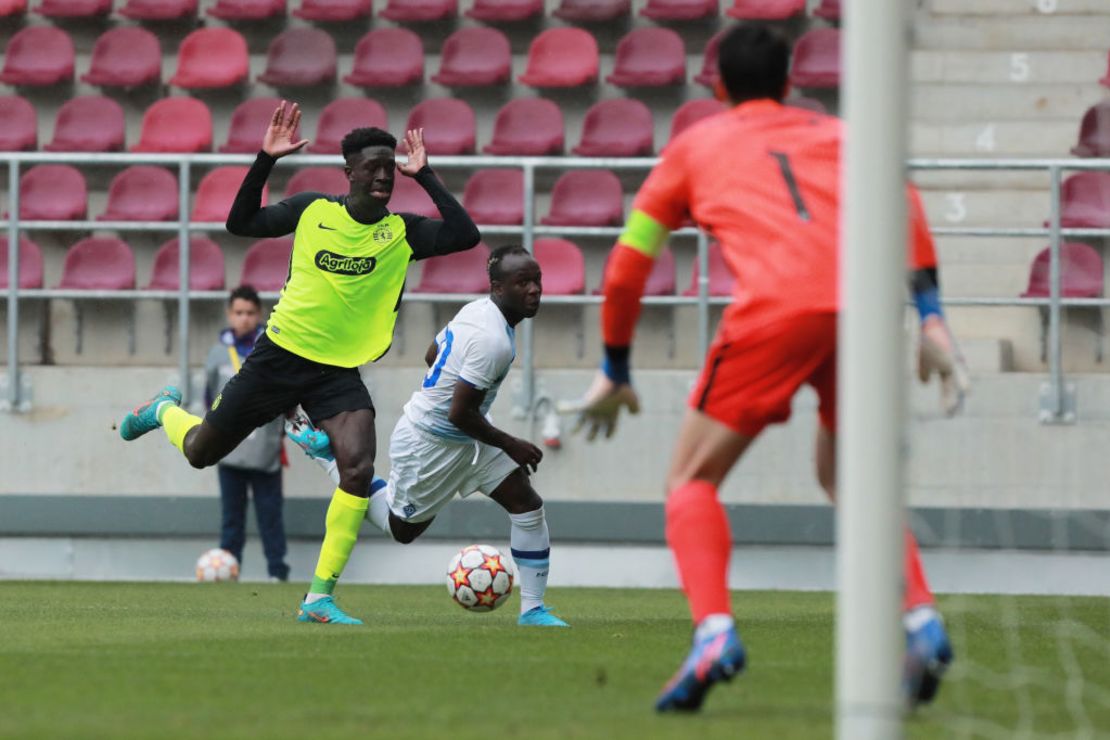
[205,285,289,581]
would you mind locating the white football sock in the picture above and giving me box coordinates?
[509,507,550,614]
[365,478,392,535]
[903,605,940,632]
[317,456,340,484]
[695,613,735,642]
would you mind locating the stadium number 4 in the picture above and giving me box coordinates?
[769,151,811,222]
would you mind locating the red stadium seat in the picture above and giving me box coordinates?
[389,174,439,219]
[19,165,87,221]
[813,0,841,20]
[573,99,653,157]
[0,27,74,86]
[379,0,455,21]
[432,27,510,87]
[466,0,541,21]
[58,237,135,290]
[415,242,491,293]
[132,97,212,153]
[208,0,284,20]
[553,0,629,22]
[1071,102,1110,157]
[542,170,624,226]
[404,98,476,155]
[518,28,598,88]
[534,238,585,295]
[787,95,827,114]
[640,0,716,20]
[0,96,37,151]
[597,246,675,295]
[1057,172,1110,228]
[46,96,125,152]
[221,98,286,154]
[695,30,724,88]
[258,28,337,87]
[683,242,734,296]
[790,28,841,89]
[345,28,424,87]
[0,0,26,16]
[82,27,161,89]
[100,166,179,222]
[148,238,226,291]
[310,98,388,154]
[193,167,264,223]
[1102,51,1110,88]
[484,98,564,155]
[726,0,803,19]
[0,237,43,289]
[241,238,293,292]
[607,28,685,88]
[119,0,197,19]
[285,167,348,198]
[36,0,111,17]
[463,169,523,225]
[669,98,726,143]
[1023,242,1103,298]
[170,28,249,90]
[294,0,371,20]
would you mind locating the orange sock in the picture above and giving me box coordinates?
[904,527,935,611]
[665,480,732,623]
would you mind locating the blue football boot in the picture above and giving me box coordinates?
[904,611,954,708]
[518,605,569,627]
[284,411,334,461]
[119,385,182,441]
[296,595,362,625]
[655,625,746,712]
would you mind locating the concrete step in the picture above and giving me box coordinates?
[911,83,1101,122]
[928,0,1110,17]
[911,120,1078,156]
[959,337,1016,372]
[919,188,1053,227]
[914,14,1110,50]
[912,50,1106,86]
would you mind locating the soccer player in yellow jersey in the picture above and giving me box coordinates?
[119,101,481,624]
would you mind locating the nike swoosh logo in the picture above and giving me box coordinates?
[318,223,337,231]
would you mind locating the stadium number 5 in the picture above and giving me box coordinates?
[770,151,811,222]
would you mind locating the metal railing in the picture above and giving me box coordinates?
[4,152,1110,422]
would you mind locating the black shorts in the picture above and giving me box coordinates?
[206,334,374,441]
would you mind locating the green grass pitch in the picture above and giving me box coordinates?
[1,583,1108,739]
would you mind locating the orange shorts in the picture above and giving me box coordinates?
[689,312,837,437]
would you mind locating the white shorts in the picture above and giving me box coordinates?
[386,414,521,523]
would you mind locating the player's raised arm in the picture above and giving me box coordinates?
[225,100,314,238]
[397,128,481,260]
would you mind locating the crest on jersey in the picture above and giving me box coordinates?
[373,224,394,243]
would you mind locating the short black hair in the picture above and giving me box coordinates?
[341,127,397,159]
[717,23,791,104]
[228,284,260,308]
[488,245,532,283]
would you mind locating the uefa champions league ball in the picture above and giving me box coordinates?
[195,548,240,582]
[446,544,514,612]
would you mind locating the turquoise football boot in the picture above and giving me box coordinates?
[284,411,335,461]
[297,595,363,625]
[518,605,569,627]
[119,385,182,441]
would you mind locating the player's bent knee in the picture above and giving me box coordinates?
[337,461,374,495]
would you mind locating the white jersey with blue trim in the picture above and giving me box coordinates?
[403,297,516,442]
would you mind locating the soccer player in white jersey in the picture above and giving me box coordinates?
[287,244,568,627]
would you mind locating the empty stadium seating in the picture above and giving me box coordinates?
[573,98,654,157]
[208,0,285,20]
[0,96,37,151]
[466,0,542,22]
[19,165,87,221]
[432,27,511,87]
[484,98,564,155]
[132,97,212,153]
[45,96,125,152]
[597,246,676,295]
[463,169,524,225]
[790,28,841,89]
[345,29,424,87]
[405,98,476,155]
[534,238,585,295]
[99,166,179,222]
[695,30,723,88]
[669,98,726,143]
[726,0,804,19]
[683,242,734,296]
[607,28,686,88]
[1058,172,1110,228]
[258,28,337,87]
[119,0,197,20]
[294,0,371,21]
[0,237,43,290]
[0,26,74,87]
[193,167,262,223]
[640,0,716,21]
[240,237,293,291]
[379,0,455,22]
[414,242,491,294]
[221,98,285,154]
[310,98,388,154]
[1071,102,1110,157]
[553,0,629,22]
[82,27,162,89]
[170,28,249,90]
[0,0,25,16]
[389,174,439,218]
[1023,242,1104,361]
[542,170,624,226]
[813,0,841,21]
[147,238,226,291]
[285,167,348,198]
[36,0,111,17]
[58,237,136,291]
[518,28,599,88]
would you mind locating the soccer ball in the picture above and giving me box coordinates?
[446,544,514,612]
[195,548,239,582]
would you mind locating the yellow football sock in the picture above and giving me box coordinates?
[161,405,201,454]
[309,488,369,595]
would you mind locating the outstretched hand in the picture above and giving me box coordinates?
[262,101,309,159]
[918,315,971,417]
[398,128,427,176]
[556,371,641,441]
